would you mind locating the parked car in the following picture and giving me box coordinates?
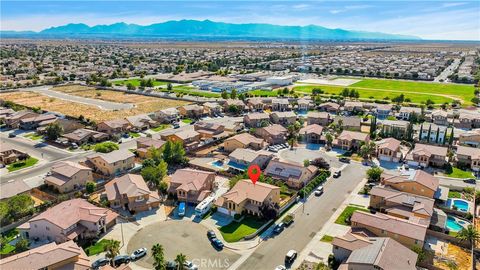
[464,178,476,184]
[283,214,294,227]
[173,122,180,129]
[333,171,341,178]
[275,266,287,270]
[166,261,178,270]
[130,247,147,260]
[178,202,185,217]
[112,255,131,267]
[339,157,350,163]
[91,258,109,269]
[314,186,324,196]
[71,143,78,149]
[284,250,297,265]
[183,260,199,270]
[273,223,284,234]
[207,230,216,240]
[8,133,16,138]
[211,238,224,249]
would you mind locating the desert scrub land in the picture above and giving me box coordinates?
[0,85,189,122]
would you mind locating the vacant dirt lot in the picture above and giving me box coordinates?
[0,85,189,122]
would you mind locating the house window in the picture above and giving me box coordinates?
[46,226,50,231]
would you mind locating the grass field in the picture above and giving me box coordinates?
[0,85,189,122]
[7,157,39,172]
[24,133,43,140]
[157,86,222,98]
[150,124,171,132]
[114,79,169,87]
[219,216,265,242]
[334,205,369,226]
[84,239,108,256]
[294,78,475,105]
[445,167,474,179]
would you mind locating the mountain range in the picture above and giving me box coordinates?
[1,20,421,41]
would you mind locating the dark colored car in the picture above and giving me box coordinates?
[112,255,131,267]
[8,133,16,138]
[464,178,477,184]
[91,258,110,269]
[173,122,180,129]
[166,261,178,270]
[285,250,297,265]
[273,223,285,234]
[339,157,350,163]
[207,230,217,240]
[333,171,341,178]
[211,238,224,249]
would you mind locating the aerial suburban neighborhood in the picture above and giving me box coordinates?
[0,1,479,270]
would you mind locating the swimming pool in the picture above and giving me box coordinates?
[227,160,248,171]
[447,198,470,212]
[446,216,468,232]
[210,160,226,169]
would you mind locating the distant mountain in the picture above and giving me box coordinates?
[3,20,421,40]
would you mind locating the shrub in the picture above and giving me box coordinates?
[94,142,119,153]
[299,170,331,198]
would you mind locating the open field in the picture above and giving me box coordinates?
[293,78,475,105]
[0,85,189,122]
[113,78,169,87]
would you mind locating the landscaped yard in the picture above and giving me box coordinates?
[248,89,280,97]
[182,118,193,124]
[129,132,141,138]
[157,86,222,98]
[150,124,171,132]
[7,157,39,172]
[335,205,369,226]
[448,191,462,199]
[0,229,19,255]
[219,216,266,242]
[114,78,169,87]
[445,167,474,179]
[320,234,334,243]
[24,133,43,140]
[84,239,108,256]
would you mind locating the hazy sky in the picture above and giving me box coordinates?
[1,0,479,40]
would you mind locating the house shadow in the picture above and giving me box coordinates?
[209,212,233,227]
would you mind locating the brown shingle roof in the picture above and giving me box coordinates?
[216,180,279,205]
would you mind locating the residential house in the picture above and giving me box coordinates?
[270,111,297,126]
[264,158,318,189]
[299,124,323,144]
[333,116,361,131]
[343,101,364,114]
[374,104,393,119]
[228,148,273,170]
[178,104,204,119]
[0,143,28,165]
[215,180,280,217]
[0,107,15,121]
[203,102,222,116]
[62,128,109,145]
[318,102,340,114]
[430,110,449,126]
[380,119,410,140]
[456,145,480,171]
[376,138,403,162]
[105,174,160,213]
[244,112,270,128]
[40,118,84,134]
[126,114,157,131]
[19,113,57,130]
[86,149,135,177]
[398,106,422,120]
[453,110,480,129]
[194,122,227,141]
[168,169,215,203]
[380,170,439,199]
[18,198,117,243]
[0,241,90,270]
[0,180,32,201]
[332,233,417,270]
[162,129,201,152]
[307,112,330,126]
[405,143,448,168]
[350,211,427,248]
[224,99,246,112]
[97,119,131,136]
[459,129,480,148]
[136,137,166,159]
[271,98,290,111]
[297,99,311,111]
[255,124,288,145]
[44,161,93,193]
[4,111,39,128]
[247,98,265,112]
[416,123,449,144]
[335,130,370,151]
[154,108,179,123]
[223,133,265,152]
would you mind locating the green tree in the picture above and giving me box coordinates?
[86,182,96,194]
[15,238,29,252]
[325,133,333,149]
[0,201,9,222]
[175,253,187,270]
[45,122,63,141]
[411,245,426,263]
[167,83,173,91]
[456,225,480,249]
[8,194,34,219]
[303,159,310,167]
[126,83,136,90]
[221,90,228,99]
[359,141,376,160]
[104,239,121,259]
[172,141,186,164]
[152,243,166,270]
[94,142,119,153]
[0,235,7,251]
[147,147,164,165]
[230,89,237,99]
[366,167,383,182]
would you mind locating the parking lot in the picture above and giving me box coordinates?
[127,220,241,270]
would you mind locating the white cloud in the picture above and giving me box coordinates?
[442,2,467,8]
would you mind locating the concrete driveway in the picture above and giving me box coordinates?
[127,220,241,270]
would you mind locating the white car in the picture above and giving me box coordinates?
[183,261,199,270]
[130,247,147,260]
[285,250,297,265]
[314,186,324,196]
[275,265,287,270]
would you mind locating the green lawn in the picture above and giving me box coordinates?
[445,167,474,179]
[448,191,462,199]
[248,89,280,97]
[129,132,141,138]
[182,118,193,124]
[320,235,334,243]
[0,244,15,254]
[84,239,108,256]
[159,86,222,98]
[219,216,266,242]
[24,133,43,140]
[114,79,169,87]
[7,157,39,172]
[335,205,369,226]
[0,229,18,254]
[150,124,171,132]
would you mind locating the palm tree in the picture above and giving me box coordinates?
[325,133,333,150]
[152,243,166,270]
[175,253,187,270]
[359,141,376,160]
[456,225,479,270]
[104,239,121,260]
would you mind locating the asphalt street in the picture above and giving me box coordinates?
[236,163,367,270]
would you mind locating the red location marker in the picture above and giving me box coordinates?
[248,164,261,185]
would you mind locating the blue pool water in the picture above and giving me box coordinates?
[446,216,465,232]
[210,160,225,169]
[227,160,248,171]
[447,198,469,212]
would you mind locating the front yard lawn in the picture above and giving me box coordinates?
[151,124,171,132]
[320,235,334,243]
[7,157,39,172]
[335,205,369,226]
[129,132,141,138]
[24,133,43,140]
[448,191,462,199]
[182,118,193,124]
[219,216,266,242]
[0,244,15,254]
[84,239,108,256]
[445,167,473,179]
